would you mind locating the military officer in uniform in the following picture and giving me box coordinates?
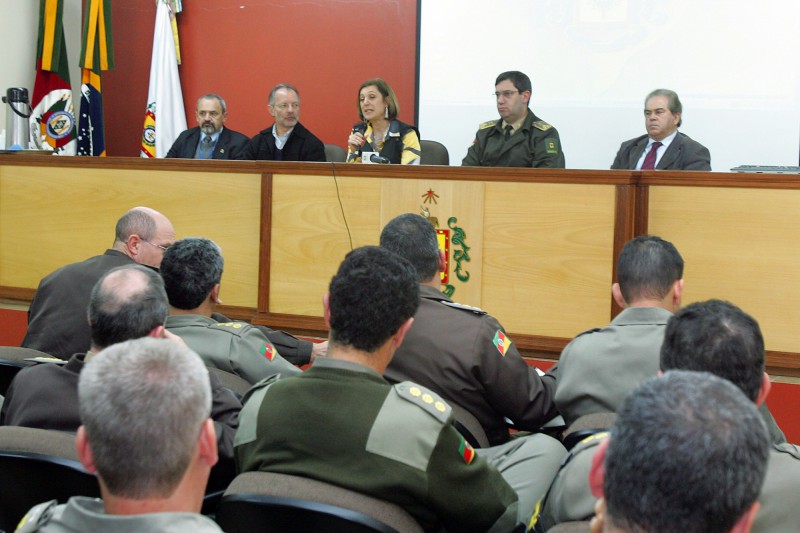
[161,238,304,384]
[380,213,559,447]
[462,70,565,168]
[236,246,565,532]
[538,300,798,533]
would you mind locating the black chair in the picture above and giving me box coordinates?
[215,472,423,533]
[419,140,449,165]
[0,359,30,396]
[0,426,100,531]
[324,143,348,163]
[207,367,251,400]
[449,402,490,448]
[561,412,616,451]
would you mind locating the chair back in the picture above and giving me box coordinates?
[546,521,592,532]
[419,140,450,165]
[449,402,490,448]
[562,412,616,450]
[0,346,55,363]
[215,471,423,533]
[324,144,348,163]
[0,359,30,396]
[208,367,252,399]
[0,426,100,531]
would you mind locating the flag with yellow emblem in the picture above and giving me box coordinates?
[77,0,114,156]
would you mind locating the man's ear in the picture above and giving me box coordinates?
[754,372,772,407]
[730,501,760,533]
[210,283,222,305]
[611,283,626,309]
[589,438,610,498]
[438,249,447,274]
[522,90,531,105]
[672,278,685,308]
[323,293,332,329]
[76,426,97,474]
[198,419,218,468]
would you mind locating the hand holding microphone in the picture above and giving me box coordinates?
[348,122,367,154]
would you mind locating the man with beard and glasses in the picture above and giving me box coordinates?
[167,94,249,159]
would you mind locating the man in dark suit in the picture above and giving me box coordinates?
[611,89,711,171]
[237,84,326,162]
[166,94,249,159]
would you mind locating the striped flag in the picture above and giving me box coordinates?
[30,0,77,155]
[77,0,114,157]
[141,0,186,158]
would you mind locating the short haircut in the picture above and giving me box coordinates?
[88,265,169,349]
[495,71,532,94]
[358,78,400,121]
[160,237,224,310]
[328,246,418,352]
[115,208,156,243]
[616,235,684,303]
[646,88,683,127]
[604,371,769,533]
[660,299,765,402]
[269,83,300,106]
[79,337,212,498]
[380,213,440,282]
[197,93,227,114]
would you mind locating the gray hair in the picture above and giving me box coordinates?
[380,213,440,282]
[197,94,227,114]
[646,88,683,127]
[79,337,212,498]
[269,83,300,106]
[115,208,156,243]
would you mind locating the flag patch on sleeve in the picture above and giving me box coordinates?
[493,330,511,356]
[459,436,475,464]
[261,343,275,361]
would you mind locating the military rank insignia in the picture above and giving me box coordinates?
[493,330,511,356]
[545,137,559,154]
[261,343,275,361]
[459,435,475,464]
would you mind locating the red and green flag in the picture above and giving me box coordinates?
[30,0,77,154]
[77,0,114,156]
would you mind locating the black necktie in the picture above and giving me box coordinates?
[504,125,513,141]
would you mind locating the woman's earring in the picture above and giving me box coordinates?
[384,106,389,119]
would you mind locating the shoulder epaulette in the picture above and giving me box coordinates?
[394,381,451,423]
[773,442,800,460]
[440,300,487,316]
[533,120,552,131]
[211,321,252,333]
[479,119,498,130]
[15,500,58,533]
[573,327,602,339]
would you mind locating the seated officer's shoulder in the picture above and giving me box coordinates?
[15,500,58,532]
[393,382,452,423]
[479,119,498,130]
[438,300,487,316]
[533,120,553,131]
[209,321,255,336]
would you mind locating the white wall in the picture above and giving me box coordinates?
[419,0,800,171]
[0,0,82,142]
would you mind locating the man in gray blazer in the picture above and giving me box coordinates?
[611,89,710,171]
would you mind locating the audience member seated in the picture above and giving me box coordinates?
[588,371,769,533]
[15,337,223,532]
[22,207,175,360]
[1,265,240,487]
[161,238,304,383]
[235,246,566,532]
[237,84,325,162]
[553,235,684,426]
[538,300,796,533]
[380,213,559,447]
[346,78,421,165]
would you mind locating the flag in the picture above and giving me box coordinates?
[141,0,186,158]
[30,0,77,155]
[77,0,114,156]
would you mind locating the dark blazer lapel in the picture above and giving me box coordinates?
[496,126,524,158]
[183,128,201,158]
[657,134,683,169]
[213,129,229,159]
[630,137,648,169]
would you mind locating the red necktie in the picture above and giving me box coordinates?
[641,141,662,170]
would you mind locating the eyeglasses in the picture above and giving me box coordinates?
[144,240,171,252]
[197,111,221,118]
[493,90,520,99]
[274,103,300,111]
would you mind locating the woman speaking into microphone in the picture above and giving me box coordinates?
[346,78,421,164]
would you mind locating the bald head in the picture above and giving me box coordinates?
[114,207,175,269]
[88,265,169,349]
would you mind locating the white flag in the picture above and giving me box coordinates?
[140,0,186,158]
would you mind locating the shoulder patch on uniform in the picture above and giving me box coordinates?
[260,342,276,361]
[493,329,512,356]
[533,120,552,131]
[439,300,487,315]
[394,381,452,423]
[545,137,559,154]
[479,119,498,130]
[15,500,58,533]
[458,434,476,464]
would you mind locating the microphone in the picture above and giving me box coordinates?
[369,154,390,164]
[352,122,367,135]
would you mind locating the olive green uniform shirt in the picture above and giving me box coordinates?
[462,109,565,168]
[235,358,520,532]
[165,314,300,385]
